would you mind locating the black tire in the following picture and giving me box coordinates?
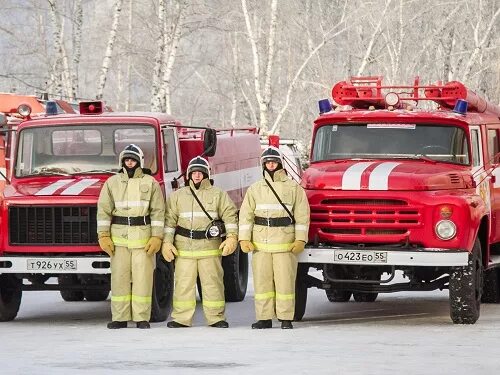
[58,275,84,302]
[353,292,378,302]
[0,275,22,322]
[482,267,500,303]
[449,238,483,324]
[326,289,352,302]
[84,290,110,302]
[150,254,174,322]
[222,247,248,302]
[294,264,309,321]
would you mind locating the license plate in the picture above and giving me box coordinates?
[27,259,77,271]
[334,250,387,263]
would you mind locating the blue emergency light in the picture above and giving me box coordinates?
[453,99,468,115]
[318,99,333,114]
[45,101,58,116]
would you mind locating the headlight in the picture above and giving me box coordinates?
[17,103,32,117]
[435,220,457,240]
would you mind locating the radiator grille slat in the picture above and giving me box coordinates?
[311,198,421,237]
[9,206,98,245]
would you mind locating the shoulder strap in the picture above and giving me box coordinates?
[264,178,296,224]
[189,186,214,221]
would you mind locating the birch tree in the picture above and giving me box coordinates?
[96,0,123,100]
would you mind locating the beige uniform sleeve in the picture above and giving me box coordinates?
[238,185,256,241]
[293,183,310,242]
[163,193,179,244]
[96,179,114,237]
[218,190,238,238]
[149,180,165,238]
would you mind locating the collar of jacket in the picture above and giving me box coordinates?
[189,178,212,190]
[120,167,144,181]
[263,168,287,182]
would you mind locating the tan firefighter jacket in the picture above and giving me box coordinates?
[164,179,238,258]
[97,168,165,248]
[239,169,310,252]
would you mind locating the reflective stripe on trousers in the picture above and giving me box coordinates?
[172,256,225,326]
[111,246,155,322]
[252,251,298,321]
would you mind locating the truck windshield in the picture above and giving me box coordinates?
[15,124,158,177]
[312,123,470,165]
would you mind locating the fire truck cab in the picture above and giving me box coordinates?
[0,101,261,321]
[296,77,500,324]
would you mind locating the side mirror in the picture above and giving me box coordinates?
[203,128,217,157]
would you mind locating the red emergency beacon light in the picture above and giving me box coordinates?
[79,101,104,115]
[330,76,500,117]
[268,134,280,148]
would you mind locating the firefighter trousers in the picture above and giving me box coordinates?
[252,251,298,321]
[110,246,155,322]
[171,256,225,326]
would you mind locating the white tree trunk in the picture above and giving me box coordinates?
[241,0,278,134]
[70,0,83,101]
[125,0,133,111]
[150,0,166,111]
[96,0,123,100]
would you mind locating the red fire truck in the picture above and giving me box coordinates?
[296,76,500,324]
[0,101,261,321]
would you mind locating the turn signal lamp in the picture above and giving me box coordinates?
[45,101,58,116]
[80,101,104,115]
[318,99,333,114]
[439,205,453,219]
[453,99,468,115]
[17,103,32,118]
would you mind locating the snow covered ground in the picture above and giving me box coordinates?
[2,272,500,375]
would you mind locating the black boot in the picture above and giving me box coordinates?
[107,321,127,329]
[251,319,272,329]
[167,321,189,328]
[281,320,293,329]
[136,321,150,329]
[210,320,229,328]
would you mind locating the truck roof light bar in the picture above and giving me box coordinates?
[331,76,500,117]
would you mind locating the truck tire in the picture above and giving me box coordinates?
[294,264,309,321]
[326,289,352,302]
[481,267,500,303]
[59,275,84,302]
[0,275,22,321]
[150,254,174,322]
[353,292,378,302]
[449,239,483,324]
[222,247,248,302]
[84,290,110,302]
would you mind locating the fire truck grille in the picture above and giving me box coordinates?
[311,198,421,238]
[9,206,98,245]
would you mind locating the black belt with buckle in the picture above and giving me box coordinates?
[175,226,206,239]
[112,215,151,226]
[254,216,293,227]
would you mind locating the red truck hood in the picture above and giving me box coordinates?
[8,176,106,197]
[303,160,472,191]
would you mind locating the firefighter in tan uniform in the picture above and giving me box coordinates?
[97,144,165,329]
[161,156,238,328]
[239,146,310,329]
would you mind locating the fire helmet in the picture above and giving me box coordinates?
[260,146,283,167]
[187,156,210,179]
[118,144,144,168]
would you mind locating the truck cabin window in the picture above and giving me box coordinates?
[312,124,470,165]
[15,124,157,177]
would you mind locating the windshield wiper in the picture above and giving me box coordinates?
[29,169,71,176]
[70,169,118,175]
